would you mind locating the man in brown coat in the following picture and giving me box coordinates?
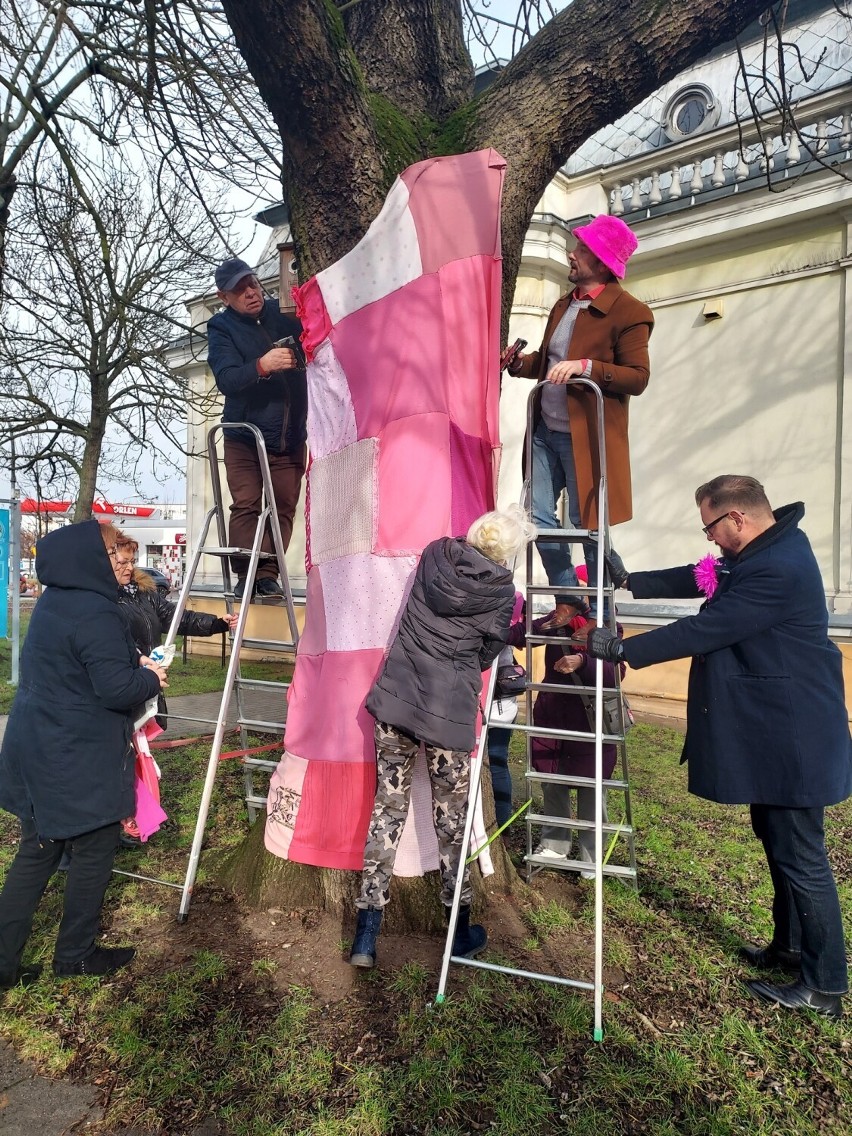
[507,214,653,627]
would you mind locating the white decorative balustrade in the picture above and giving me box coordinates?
[606,99,852,217]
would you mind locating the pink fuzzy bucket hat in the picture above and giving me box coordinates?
[572,215,638,279]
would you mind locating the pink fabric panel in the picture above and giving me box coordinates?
[296,566,326,657]
[306,340,358,461]
[440,254,503,444]
[375,414,452,554]
[330,274,449,440]
[450,422,494,535]
[264,751,308,861]
[291,276,332,362]
[401,149,506,274]
[283,648,386,765]
[287,759,378,870]
[319,554,418,652]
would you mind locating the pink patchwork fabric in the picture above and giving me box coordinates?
[267,150,507,873]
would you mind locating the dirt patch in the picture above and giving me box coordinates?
[129,865,624,1006]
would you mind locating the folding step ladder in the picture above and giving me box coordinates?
[114,423,301,921]
[436,379,637,1042]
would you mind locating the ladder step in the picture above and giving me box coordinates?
[528,681,620,696]
[234,677,292,691]
[525,853,636,879]
[533,527,593,540]
[202,547,278,559]
[245,795,268,809]
[527,812,634,836]
[237,717,286,732]
[242,757,279,771]
[524,583,615,595]
[527,771,630,790]
[512,722,625,743]
[239,637,297,652]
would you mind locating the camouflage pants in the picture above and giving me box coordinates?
[357,721,472,910]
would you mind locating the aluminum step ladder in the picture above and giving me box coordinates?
[114,422,301,921]
[436,379,637,1042]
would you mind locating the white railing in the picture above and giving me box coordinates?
[606,92,852,216]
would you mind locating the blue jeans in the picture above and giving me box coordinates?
[530,421,623,616]
[750,804,848,994]
[487,727,514,829]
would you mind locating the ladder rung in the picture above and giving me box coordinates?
[525,854,636,879]
[526,771,630,790]
[528,681,620,696]
[245,795,268,809]
[239,637,297,652]
[524,584,614,595]
[512,722,625,743]
[237,717,285,732]
[534,527,593,540]
[202,547,277,558]
[234,677,292,690]
[527,812,634,837]
[242,757,279,771]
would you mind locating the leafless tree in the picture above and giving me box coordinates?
[0,154,218,518]
[0,0,281,296]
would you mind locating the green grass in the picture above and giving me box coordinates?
[0,723,849,1134]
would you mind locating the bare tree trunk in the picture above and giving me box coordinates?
[73,404,106,521]
[217,774,531,931]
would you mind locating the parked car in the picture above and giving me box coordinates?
[138,566,172,596]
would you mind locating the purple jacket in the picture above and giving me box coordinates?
[507,615,622,778]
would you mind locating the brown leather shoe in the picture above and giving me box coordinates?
[539,604,587,632]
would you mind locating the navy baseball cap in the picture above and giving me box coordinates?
[215,257,255,292]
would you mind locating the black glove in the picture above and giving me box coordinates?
[586,627,625,663]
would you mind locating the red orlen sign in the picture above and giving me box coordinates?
[175,533,186,544]
[20,499,157,517]
[92,501,157,518]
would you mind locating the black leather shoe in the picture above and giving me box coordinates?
[255,578,284,597]
[53,946,135,978]
[233,578,250,601]
[745,979,843,1020]
[739,941,801,973]
[0,964,43,991]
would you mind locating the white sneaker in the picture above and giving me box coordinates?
[578,867,596,879]
[531,845,569,861]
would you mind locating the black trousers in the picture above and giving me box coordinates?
[750,804,848,994]
[0,817,120,972]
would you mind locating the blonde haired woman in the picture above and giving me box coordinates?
[350,506,536,969]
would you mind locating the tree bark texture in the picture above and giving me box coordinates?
[222,0,771,303]
[218,778,531,934]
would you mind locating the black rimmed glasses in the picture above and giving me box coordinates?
[701,511,731,537]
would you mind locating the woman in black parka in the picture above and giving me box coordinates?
[350,505,536,970]
[0,521,167,986]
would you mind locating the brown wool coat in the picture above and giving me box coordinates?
[516,282,654,527]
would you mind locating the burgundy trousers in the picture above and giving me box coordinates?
[223,438,305,580]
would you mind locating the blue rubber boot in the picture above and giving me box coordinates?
[447,905,487,959]
[350,906,383,968]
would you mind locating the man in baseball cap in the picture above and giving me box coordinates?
[206,258,308,601]
[504,215,653,629]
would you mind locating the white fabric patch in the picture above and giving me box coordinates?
[316,177,422,325]
[307,340,358,461]
[319,552,418,653]
[308,440,377,565]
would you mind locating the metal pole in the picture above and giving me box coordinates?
[8,448,22,684]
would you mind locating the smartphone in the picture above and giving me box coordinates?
[500,337,527,372]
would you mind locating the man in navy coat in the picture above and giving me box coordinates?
[207,258,307,601]
[588,474,851,1020]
